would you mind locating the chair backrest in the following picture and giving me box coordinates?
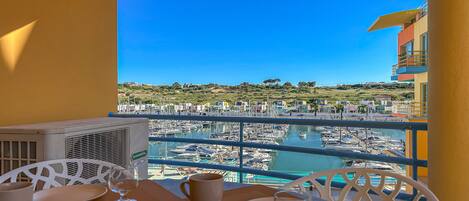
[283,168,438,201]
[0,159,124,191]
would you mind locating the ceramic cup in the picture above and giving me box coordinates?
[0,182,33,201]
[180,173,224,201]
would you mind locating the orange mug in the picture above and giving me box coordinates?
[180,173,224,201]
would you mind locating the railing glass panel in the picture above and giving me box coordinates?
[110,113,427,197]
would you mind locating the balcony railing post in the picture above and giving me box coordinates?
[411,128,418,197]
[239,122,244,183]
[411,128,418,181]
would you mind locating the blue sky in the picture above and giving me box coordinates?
[118,0,424,86]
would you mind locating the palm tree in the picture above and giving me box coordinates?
[335,104,345,120]
[358,104,367,114]
[335,104,345,143]
[312,102,319,117]
[308,99,320,117]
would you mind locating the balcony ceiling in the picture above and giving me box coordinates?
[368,9,421,32]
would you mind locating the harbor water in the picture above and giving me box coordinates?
[148,122,406,183]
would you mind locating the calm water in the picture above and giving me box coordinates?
[149,123,406,181]
[269,125,344,173]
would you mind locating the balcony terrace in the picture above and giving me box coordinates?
[108,113,427,199]
[392,101,428,119]
[394,51,428,75]
[1,0,469,200]
[410,102,428,119]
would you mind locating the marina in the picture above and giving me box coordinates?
[148,120,407,183]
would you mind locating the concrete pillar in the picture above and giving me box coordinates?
[428,0,469,200]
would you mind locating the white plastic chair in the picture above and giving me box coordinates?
[0,159,124,191]
[282,168,438,201]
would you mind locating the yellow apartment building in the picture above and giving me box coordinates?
[369,6,429,179]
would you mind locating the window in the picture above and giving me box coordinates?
[421,32,428,53]
[400,41,414,56]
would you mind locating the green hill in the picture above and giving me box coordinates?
[118,82,413,105]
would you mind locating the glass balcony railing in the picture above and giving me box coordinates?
[397,51,428,67]
[391,64,399,80]
[418,1,428,18]
[392,101,412,116]
[394,51,428,75]
[392,101,428,119]
[110,113,427,199]
[410,101,428,119]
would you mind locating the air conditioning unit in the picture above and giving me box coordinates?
[0,117,149,178]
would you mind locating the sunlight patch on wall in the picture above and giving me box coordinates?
[0,20,37,72]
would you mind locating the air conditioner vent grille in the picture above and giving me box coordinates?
[65,129,127,168]
[0,141,37,174]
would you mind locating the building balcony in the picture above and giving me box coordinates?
[410,101,428,119]
[394,51,428,75]
[0,113,429,200]
[105,113,427,199]
[396,66,428,74]
[392,101,428,119]
[4,0,469,199]
[391,65,399,80]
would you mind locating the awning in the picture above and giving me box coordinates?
[368,9,420,32]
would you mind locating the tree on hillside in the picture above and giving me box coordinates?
[298,81,316,88]
[206,83,219,88]
[337,84,351,90]
[283,82,293,88]
[263,78,281,85]
[172,82,182,89]
[240,82,251,86]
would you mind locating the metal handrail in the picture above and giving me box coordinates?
[411,101,428,118]
[149,137,427,167]
[392,101,428,119]
[110,113,427,130]
[109,113,426,191]
[396,51,428,68]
